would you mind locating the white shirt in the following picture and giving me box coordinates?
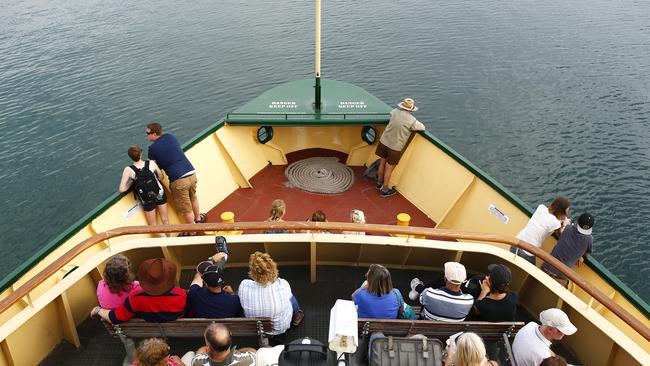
[238,278,292,335]
[516,204,561,255]
[512,322,552,366]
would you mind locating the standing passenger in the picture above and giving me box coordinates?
[375,97,426,197]
[342,209,366,235]
[119,144,170,236]
[514,197,572,264]
[542,213,594,281]
[146,122,204,225]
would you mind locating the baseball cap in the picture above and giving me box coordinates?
[444,262,467,285]
[577,213,594,235]
[196,261,224,287]
[539,308,577,335]
[487,264,512,287]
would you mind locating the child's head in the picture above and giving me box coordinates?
[135,338,170,366]
[310,210,327,222]
[350,209,365,224]
[268,199,286,221]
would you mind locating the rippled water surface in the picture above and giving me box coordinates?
[1,0,648,302]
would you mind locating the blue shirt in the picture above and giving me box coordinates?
[353,288,399,319]
[543,224,593,279]
[188,284,243,318]
[148,133,194,182]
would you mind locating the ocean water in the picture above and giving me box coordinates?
[0,0,648,302]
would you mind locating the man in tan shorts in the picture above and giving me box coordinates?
[146,122,204,225]
[375,98,426,197]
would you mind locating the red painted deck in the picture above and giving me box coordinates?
[206,149,436,232]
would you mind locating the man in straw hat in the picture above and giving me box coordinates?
[90,257,186,323]
[374,97,425,197]
[512,308,577,366]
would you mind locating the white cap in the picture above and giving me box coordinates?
[444,262,466,285]
[540,308,577,335]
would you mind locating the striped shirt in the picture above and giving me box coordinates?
[109,286,187,324]
[238,278,292,335]
[419,287,474,322]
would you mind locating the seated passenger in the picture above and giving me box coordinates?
[188,237,243,318]
[409,262,474,321]
[542,213,594,281]
[342,209,366,235]
[512,308,577,366]
[186,323,256,366]
[306,210,329,233]
[514,197,572,264]
[351,264,401,319]
[132,337,190,366]
[90,258,186,323]
[96,254,142,310]
[264,199,289,234]
[471,264,518,322]
[443,332,499,366]
[238,252,304,335]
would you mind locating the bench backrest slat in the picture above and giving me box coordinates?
[106,318,273,339]
[358,319,525,340]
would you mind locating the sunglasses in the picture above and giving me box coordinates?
[146,131,154,135]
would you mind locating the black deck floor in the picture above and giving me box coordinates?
[40,265,578,366]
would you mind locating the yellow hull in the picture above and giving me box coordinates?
[0,124,647,366]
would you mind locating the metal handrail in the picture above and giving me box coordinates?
[0,221,648,342]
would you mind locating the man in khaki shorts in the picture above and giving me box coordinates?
[375,98,426,197]
[146,122,204,225]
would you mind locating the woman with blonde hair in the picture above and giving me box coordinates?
[131,338,187,366]
[264,199,289,234]
[238,251,304,334]
[96,254,142,310]
[444,332,499,366]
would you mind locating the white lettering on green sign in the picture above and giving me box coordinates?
[338,101,367,109]
[268,101,298,108]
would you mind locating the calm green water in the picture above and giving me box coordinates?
[1,0,648,303]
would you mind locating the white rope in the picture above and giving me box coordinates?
[284,157,354,194]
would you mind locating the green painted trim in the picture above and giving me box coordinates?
[0,119,227,293]
[419,130,650,318]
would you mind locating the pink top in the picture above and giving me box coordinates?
[97,280,142,309]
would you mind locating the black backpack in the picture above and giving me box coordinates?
[130,160,161,205]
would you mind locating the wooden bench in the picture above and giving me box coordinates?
[103,317,272,365]
[357,318,525,341]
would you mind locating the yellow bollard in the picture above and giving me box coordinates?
[396,213,411,226]
[212,211,243,236]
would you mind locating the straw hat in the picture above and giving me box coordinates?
[138,258,177,295]
[397,97,418,112]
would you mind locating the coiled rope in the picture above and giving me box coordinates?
[284,157,354,194]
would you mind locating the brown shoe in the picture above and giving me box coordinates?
[291,309,305,326]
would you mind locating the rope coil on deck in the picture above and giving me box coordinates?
[284,157,354,194]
